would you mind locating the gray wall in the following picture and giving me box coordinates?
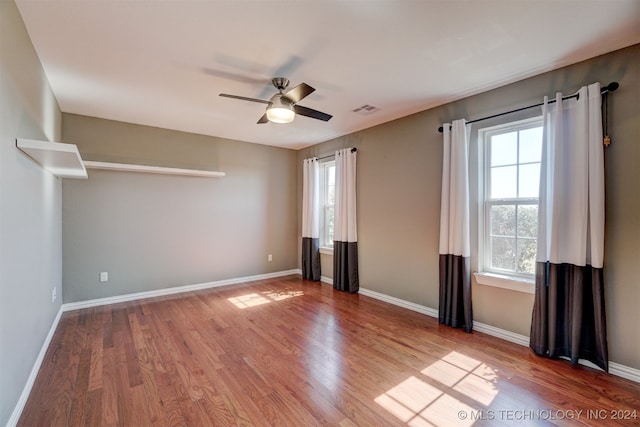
[0,1,63,425]
[61,114,298,303]
[298,45,640,370]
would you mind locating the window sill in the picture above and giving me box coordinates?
[474,272,535,294]
[320,247,334,256]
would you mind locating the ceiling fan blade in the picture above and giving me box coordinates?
[294,105,332,122]
[283,83,315,104]
[203,68,269,85]
[257,113,269,124]
[219,93,270,104]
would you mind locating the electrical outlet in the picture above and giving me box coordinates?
[100,272,108,282]
[268,254,273,262]
[51,287,57,303]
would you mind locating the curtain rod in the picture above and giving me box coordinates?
[317,147,357,161]
[437,82,619,133]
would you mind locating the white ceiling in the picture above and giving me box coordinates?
[16,0,640,150]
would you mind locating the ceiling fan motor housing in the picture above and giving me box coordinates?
[272,77,290,92]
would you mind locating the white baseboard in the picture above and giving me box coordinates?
[472,321,530,347]
[359,287,439,318]
[62,269,300,312]
[7,305,64,427]
[355,286,640,383]
[609,361,640,383]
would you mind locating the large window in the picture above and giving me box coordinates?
[480,118,542,278]
[319,160,335,249]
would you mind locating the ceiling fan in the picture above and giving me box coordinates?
[219,77,332,124]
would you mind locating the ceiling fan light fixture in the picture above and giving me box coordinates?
[266,105,295,123]
[266,94,295,123]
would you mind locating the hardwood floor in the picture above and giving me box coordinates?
[19,275,639,426]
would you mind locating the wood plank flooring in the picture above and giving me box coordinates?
[19,275,639,426]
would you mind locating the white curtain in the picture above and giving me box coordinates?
[530,83,608,371]
[302,157,320,281]
[438,119,472,332]
[333,148,358,293]
[537,84,605,268]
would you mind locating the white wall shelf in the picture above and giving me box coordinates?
[16,138,88,179]
[83,161,225,178]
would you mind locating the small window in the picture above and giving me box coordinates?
[319,161,335,249]
[479,118,542,278]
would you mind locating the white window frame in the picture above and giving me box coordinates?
[475,117,542,294]
[318,159,335,253]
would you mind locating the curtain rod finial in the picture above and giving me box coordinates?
[605,82,619,92]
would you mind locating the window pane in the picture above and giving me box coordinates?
[491,237,515,270]
[491,132,517,166]
[518,163,540,198]
[327,184,335,205]
[517,205,538,238]
[326,205,334,244]
[320,161,336,248]
[327,165,335,186]
[327,165,335,204]
[517,238,537,274]
[519,127,542,163]
[490,166,517,198]
[490,205,515,236]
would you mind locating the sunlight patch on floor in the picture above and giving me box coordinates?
[421,360,468,387]
[454,370,498,406]
[264,289,304,301]
[418,394,476,427]
[227,289,304,309]
[442,351,482,371]
[376,351,500,426]
[227,293,271,308]
[375,376,443,422]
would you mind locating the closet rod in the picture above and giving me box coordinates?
[437,82,619,133]
[317,147,357,161]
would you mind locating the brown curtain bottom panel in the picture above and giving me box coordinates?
[530,262,608,372]
[439,254,473,333]
[301,237,321,281]
[333,241,359,293]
